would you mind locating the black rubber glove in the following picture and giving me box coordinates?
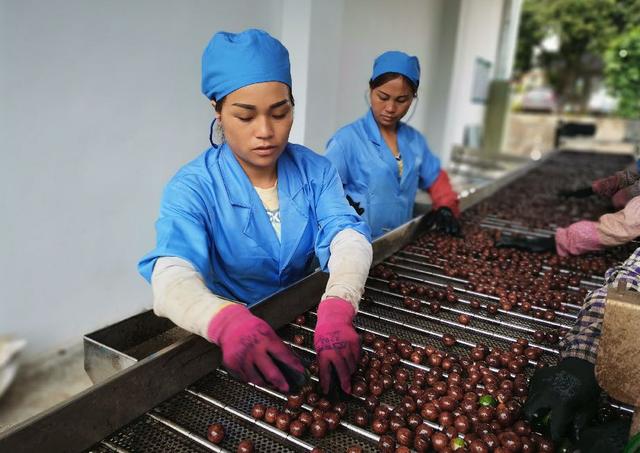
[558,186,594,198]
[575,418,631,453]
[271,355,309,395]
[495,235,556,253]
[524,358,600,441]
[346,195,364,216]
[419,207,461,236]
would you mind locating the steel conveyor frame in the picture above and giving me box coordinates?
[0,152,561,452]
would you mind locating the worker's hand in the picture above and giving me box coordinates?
[346,195,365,216]
[495,235,556,253]
[420,207,461,236]
[314,297,360,395]
[524,358,600,441]
[575,418,631,453]
[207,304,305,393]
[558,186,594,198]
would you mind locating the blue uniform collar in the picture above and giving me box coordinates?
[218,143,305,206]
[362,109,414,184]
[363,108,407,146]
[217,143,308,270]
[218,143,253,208]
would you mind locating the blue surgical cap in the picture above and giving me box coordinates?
[201,29,292,101]
[371,51,420,88]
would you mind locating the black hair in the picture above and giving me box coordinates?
[369,72,418,97]
[214,85,296,113]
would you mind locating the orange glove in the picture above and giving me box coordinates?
[427,170,460,217]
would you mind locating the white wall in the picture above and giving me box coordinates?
[297,0,505,162]
[323,0,445,155]
[0,0,283,361]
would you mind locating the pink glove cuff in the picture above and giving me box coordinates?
[555,221,603,257]
[206,304,250,345]
[317,297,355,323]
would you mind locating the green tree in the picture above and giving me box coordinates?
[515,0,640,113]
[605,28,640,118]
[514,3,545,75]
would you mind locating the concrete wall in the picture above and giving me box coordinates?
[440,0,505,160]
[1,0,508,361]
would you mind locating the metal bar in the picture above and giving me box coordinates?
[368,277,569,329]
[406,247,605,288]
[360,298,555,358]
[397,252,590,304]
[100,441,131,453]
[481,219,557,235]
[367,285,535,335]
[240,373,381,444]
[292,322,512,382]
[480,222,554,238]
[280,341,444,434]
[369,274,577,328]
[540,265,605,285]
[482,215,557,235]
[407,243,607,286]
[397,269,577,322]
[186,389,316,451]
[392,253,583,310]
[147,413,231,453]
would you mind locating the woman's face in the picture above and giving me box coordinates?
[370,76,414,129]
[216,81,293,172]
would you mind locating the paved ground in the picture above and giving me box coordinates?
[0,343,92,434]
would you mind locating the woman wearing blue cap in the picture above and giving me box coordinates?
[325,51,460,238]
[138,29,372,395]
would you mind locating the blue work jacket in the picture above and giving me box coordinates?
[139,142,370,305]
[325,109,441,238]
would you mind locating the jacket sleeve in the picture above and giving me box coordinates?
[138,176,213,284]
[152,257,235,339]
[597,195,640,246]
[417,135,441,190]
[313,160,372,272]
[592,166,640,198]
[322,229,372,311]
[324,137,351,187]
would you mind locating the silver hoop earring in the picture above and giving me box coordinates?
[364,88,371,108]
[404,96,419,124]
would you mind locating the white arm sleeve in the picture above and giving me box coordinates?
[322,228,373,311]
[151,257,236,339]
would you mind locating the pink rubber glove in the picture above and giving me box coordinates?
[555,221,603,256]
[314,297,360,395]
[207,304,304,393]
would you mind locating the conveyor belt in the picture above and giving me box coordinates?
[80,152,636,452]
[3,151,635,453]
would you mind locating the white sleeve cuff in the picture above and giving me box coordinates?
[322,229,373,311]
[151,257,236,339]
